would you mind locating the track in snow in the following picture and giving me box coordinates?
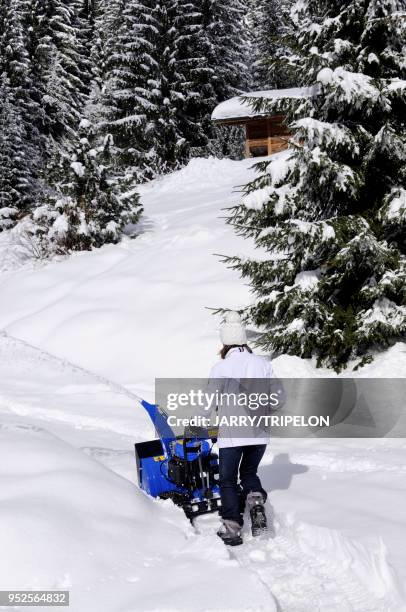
[0,331,405,611]
[195,512,403,612]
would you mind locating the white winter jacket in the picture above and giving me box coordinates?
[208,347,282,448]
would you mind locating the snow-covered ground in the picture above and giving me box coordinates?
[0,155,405,611]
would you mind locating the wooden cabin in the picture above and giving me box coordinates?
[243,115,291,157]
[211,87,312,158]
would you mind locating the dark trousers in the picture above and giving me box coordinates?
[219,444,267,525]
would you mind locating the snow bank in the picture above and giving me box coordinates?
[0,333,153,443]
[0,154,404,388]
[0,158,261,388]
[273,342,406,379]
[262,439,406,594]
[265,515,404,611]
[0,424,274,612]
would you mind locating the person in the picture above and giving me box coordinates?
[208,311,283,546]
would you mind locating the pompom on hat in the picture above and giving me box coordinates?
[220,311,247,346]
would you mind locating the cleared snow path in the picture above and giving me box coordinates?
[196,513,403,612]
[0,332,405,611]
[1,156,406,610]
[0,333,274,611]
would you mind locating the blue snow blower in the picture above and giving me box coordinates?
[135,400,221,520]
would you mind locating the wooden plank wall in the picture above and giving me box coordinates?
[245,115,291,157]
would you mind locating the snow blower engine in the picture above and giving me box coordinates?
[135,400,221,520]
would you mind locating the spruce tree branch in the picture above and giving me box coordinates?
[231,222,267,232]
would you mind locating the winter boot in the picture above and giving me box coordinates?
[217,520,243,546]
[247,492,267,537]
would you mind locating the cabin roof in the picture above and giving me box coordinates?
[211,86,317,123]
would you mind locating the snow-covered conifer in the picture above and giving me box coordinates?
[30,118,142,253]
[0,0,42,228]
[248,0,294,89]
[172,0,215,156]
[101,0,160,179]
[198,0,250,157]
[31,0,90,140]
[227,0,406,370]
[201,0,249,100]
[148,0,191,169]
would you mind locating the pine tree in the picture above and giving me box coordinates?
[19,0,144,255]
[101,0,160,179]
[226,0,406,370]
[0,75,35,229]
[248,0,295,89]
[1,0,253,248]
[173,0,214,156]
[201,0,249,100]
[149,0,249,166]
[30,0,91,141]
[30,118,142,253]
[148,0,191,170]
[29,0,95,239]
[85,0,110,121]
[198,0,250,157]
[0,0,42,228]
[101,0,250,170]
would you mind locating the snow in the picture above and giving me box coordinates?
[387,78,406,92]
[285,318,306,332]
[1,333,405,611]
[0,206,17,217]
[51,213,69,236]
[368,52,380,64]
[293,270,320,290]
[78,214,89,235]
[358,297,406,329]
[293,117,359,154]
[317,67,335,85]
[242,150,294,210]
[0,157,261,386]
[105,220,119,233]
[70,161,85,177]
[387,188,406,220]
[242,184,274,210]
[321,221,336,240]
[0,153,403,382]
[0,414,269,611]
[317,67,382,109]
[267,149,294,183]
[0,336,405,611]
[1,155,406,611]
[211,87,317,121]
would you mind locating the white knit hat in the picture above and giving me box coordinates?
[220,311,247,346]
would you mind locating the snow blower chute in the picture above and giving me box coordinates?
[135,400,221,520]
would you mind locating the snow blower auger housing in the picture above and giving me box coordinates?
[135,400,221,520]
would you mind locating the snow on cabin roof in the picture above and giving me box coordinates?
[211,86,317,122]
